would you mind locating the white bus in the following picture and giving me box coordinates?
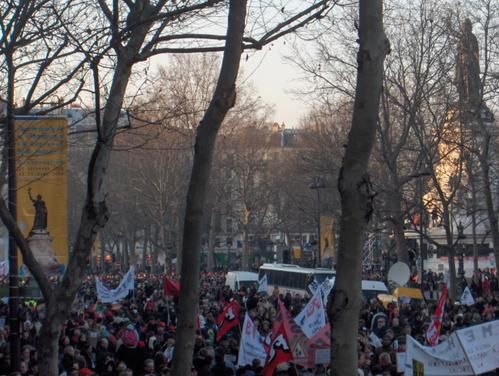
[258,263,336,296]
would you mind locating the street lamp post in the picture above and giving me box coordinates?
[309,177,326,268]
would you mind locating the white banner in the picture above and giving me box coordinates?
[0,261,8,276]
[237,313,267,367]
[319,277,334,298]
[460,286,475,306]
[294,288,325,339]
[405,332,471,376]
[95,267,135,304]
[308,277,334,298]
[258,274,268,294]
[456,320,499,374]
[405,320,499,376]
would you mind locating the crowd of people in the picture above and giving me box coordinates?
[0,267,497,376]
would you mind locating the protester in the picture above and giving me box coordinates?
[0,267,497,375]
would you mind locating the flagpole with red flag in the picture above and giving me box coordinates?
[425,285,447,346]
[215,299,241,342]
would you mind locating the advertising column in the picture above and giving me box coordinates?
[15,116,68,274]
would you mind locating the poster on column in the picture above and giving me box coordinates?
[15,116,68,275]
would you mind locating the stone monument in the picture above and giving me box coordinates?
[26,188,61,275]
[455,18,481,110]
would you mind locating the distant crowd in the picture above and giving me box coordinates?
[0,267,496,375]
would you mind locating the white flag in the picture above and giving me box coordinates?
[96,266,135,303]
[294,288,326,338]
[308,278,320,295]
[237,313,267,367]
[257,274,268,294]
[0,261,8,276]
[319,277,334,297]
[460,286,475,306]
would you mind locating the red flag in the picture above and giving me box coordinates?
[262,322,293,376]
[216,300,240,342]
[277,299,311,368]
[426,285,447,346]
[163,277,180,297]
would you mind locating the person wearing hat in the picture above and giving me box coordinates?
[79,367,95,376]
[116,324,145,374]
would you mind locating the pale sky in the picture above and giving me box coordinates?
[240,43,309,129]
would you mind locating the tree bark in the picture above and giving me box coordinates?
[207,211,216,271]
[441,204,458,299]
[30,14,153,372]
[387,191,410,265]
[175,215,182,274]
[241,205,251,270]
[327,1,388,375]
[171,1,247,374]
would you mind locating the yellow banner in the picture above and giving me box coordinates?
[320,215,335,262]
[15,117,68,270]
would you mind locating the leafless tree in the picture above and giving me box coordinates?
[327,2,389,375]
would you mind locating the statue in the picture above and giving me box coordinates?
[454,19,481,109]
[28,188,48,231]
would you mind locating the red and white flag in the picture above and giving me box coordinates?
[262,322,293,376]
[216,299,240,342]
[426,285,447,346]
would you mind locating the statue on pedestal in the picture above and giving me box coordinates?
[28,188,48,232]
[26,188,61,276]
[454,18,481,109]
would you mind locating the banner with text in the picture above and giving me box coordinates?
[237,313,267,367]
[294,288,326,339]
[405,320,499,375]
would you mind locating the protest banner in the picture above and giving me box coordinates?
[216,299,240,342]
[262,322,293,376]
[294,288,326,338]
[405,320,499,375]
[237,313,267,367]
[405,332,472,376]
[455,320,499,374]
[258,274,268,294]
[95,267,135,303]
[277,300,311,368]
[460,286,475,306]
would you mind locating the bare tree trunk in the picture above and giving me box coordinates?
[143,226,149,271]
[327,1,388,375]
[175,215,182,274]
[152,224,160,273]
[100,232,106,271]
[441,205,457,299]
[388,191,409,264]
[242,228,250,270]
[241,206,251,270]
[37,307,62,375]
[207,211,216,271]
[171,1,247,373]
